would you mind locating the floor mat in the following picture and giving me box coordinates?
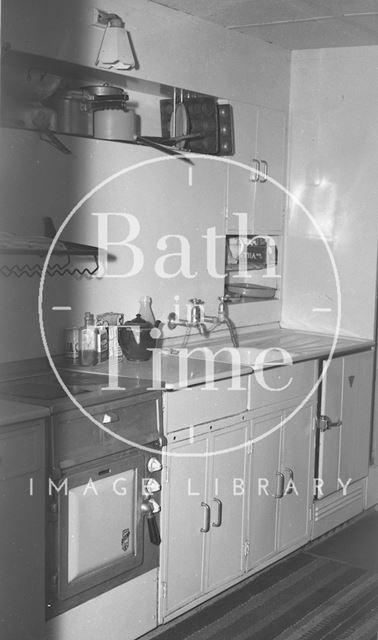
[153,552,378,640]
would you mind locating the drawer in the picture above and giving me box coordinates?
[52,395,161,468]
[250,360,316,410]
[164,377,248,433]
[0,420,45,480]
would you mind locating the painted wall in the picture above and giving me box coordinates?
[283,46,378,340]
[0,0,290,362]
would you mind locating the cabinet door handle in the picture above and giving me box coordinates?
[275,472,285,499]
[200,502,211,533]
[212,498,223,527]
[284,467,294,495]
[317,415,343,432]
[260,160,268,183]
[250,158,260,182]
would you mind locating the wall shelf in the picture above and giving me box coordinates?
[0,219,115,277]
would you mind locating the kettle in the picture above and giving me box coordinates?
[118,313,156,361]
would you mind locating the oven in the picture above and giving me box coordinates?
[0,372,164,618]
[46,391,164,617]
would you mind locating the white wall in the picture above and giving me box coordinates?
[283,46,378,340]
[0,0,290,363]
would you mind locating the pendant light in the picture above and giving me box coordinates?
[95,13,135,71]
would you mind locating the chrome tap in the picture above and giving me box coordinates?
[167,296,238,347]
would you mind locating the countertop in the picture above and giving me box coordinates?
[0,398,49,427]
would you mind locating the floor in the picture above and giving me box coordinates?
[145,508,378,639]
[306,507,378,573]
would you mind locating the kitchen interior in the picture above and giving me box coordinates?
[1,0,378,639]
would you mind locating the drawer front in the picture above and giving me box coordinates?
[0,420,45,480]
[164,377,248,433]
[52,395,160,468]
[250,360,316,410]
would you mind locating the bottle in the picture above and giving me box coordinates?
[139,296,155,325]
[79,312,97,366]
[96,316,109,363]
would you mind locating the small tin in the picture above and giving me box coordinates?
[64,327,80,363]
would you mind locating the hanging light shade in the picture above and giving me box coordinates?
[95,14,135,71]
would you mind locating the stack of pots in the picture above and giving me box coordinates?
[46,84,136,140]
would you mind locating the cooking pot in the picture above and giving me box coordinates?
[118,314,156,361]
[46,84,132,138]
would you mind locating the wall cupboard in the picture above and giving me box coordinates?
[226,102,286,236]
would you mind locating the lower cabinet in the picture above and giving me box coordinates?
[0,419,46,640]
[247,401,315,569]
[160,417,250,621]
[313,350,374,536]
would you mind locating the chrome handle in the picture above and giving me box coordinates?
[317,415,343,432]
[250,158,260,182]
[200,502,210,533]
[275,472,285,499]
[260,160,268,183]
[284,467,294,495]
[212,498,223,527]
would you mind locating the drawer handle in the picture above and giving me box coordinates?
[212,498,223,528]
[102,411,120,424]
[200,502,210,533]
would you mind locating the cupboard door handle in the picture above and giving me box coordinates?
[275,472,285,499]
[260,160,268,183]
[212,498,223,527]
[284,467,294,495]
[250,158,260,182]
[317,415,343,432]
[200,502,210,533]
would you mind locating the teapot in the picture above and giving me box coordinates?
[118,313,157,361]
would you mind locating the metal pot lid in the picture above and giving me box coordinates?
[81,84,126,97]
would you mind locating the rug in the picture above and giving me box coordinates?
[154,552,378,640]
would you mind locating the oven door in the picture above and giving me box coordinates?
[48,450,150,611]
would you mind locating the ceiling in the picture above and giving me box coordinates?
[149,0,378,49]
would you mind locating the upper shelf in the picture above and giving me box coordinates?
[1,48,177,99]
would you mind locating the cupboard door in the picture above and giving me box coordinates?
[318,357,343,497]
[248,412,281,568]
[161,436,209,616]
[340,351,373,484]
[278,404,314,550]
[226,102,259,234]
[0,421,45,640]
[253,107,286,235]
[206,422,248,590]
[318,351,373,500]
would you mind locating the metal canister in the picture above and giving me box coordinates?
[64,327,79,363]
